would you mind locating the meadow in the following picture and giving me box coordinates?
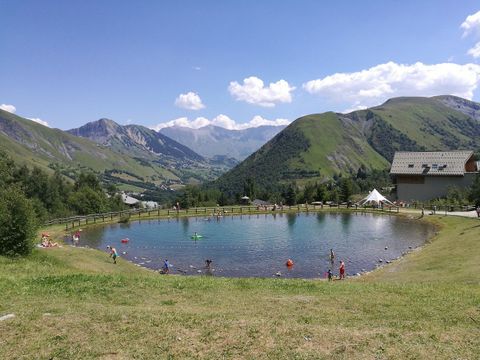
[0,214,479,359]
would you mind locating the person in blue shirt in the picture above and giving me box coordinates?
[163,259,170,274]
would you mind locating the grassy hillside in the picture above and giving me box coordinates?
[369,97,480,159]
[0,109,181,181]
[0,110,232,188]
[215,96,480,194]
[0,214,479,359]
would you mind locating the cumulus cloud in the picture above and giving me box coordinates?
[0,104,16,113]
[151,115,290,131]
[228,76,295,107]
[174,92,205,110]
[461,10,480,37]
[461,10,480,58]
[303,62,480,109]
[27,117,50,127]
[468,42,480,58]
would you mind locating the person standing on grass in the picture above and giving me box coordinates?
[476,206,480,218]
[163,259,170,274]
[107,245,118,264]
[339,260,345,280]
[327,269,333,281]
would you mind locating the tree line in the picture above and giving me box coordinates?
[0,151,125,256]
[173,166,393,208]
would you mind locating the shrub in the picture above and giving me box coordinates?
[0,186,38,256]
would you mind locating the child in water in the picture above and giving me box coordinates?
[329,249,335,262]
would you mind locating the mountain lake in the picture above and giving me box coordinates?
[77,212,434,278]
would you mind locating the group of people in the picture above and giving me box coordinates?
[40,234,59,248]
[327,249,345,281]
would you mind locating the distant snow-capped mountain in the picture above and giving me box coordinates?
[159,124,286,160]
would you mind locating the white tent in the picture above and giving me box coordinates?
[357,188,395,206]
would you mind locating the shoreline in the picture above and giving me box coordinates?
[49,209,436,281]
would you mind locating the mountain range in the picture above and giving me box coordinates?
[2,95,480,197]
[159,125,286,160]
[0,111,232,191]
[214,95,480,194]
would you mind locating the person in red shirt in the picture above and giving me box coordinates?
[339,260,345,280]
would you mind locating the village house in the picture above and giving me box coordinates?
[390,150,479,202]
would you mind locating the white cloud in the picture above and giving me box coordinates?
[0,104,16,113]
[151,115,290,131]
[174,92,205,110]
[468,42,480,58]
[27,117,50,127]
[461,10,480,37]
[342,104,368,114]
[228,76,295,107]
[303,62,480,109]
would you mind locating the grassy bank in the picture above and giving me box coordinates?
[1,215,479,359]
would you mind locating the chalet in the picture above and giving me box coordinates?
[121,193,140,207]
[390,150,478,201]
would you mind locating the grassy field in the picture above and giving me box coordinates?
[1,215,479,359]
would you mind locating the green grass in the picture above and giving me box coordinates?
[295,112,390,178]
[0,215,479,359]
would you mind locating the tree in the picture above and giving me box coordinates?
[68,187,107,215]
[0,186,37,256]
[179,187,193,209]
[339,178,353,202]
[284,184,297,206]
[0,151,14,187]
[74,172,102,192]
[243,177,257,199]
[302,182,316,204]
[469,174,480,206]
[315,183,327,202]
[356,165,367,180]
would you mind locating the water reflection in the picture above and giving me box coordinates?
[78,212,434,279]
[340,213,352,234]
[180,217,190,235]
[286,213,297,228]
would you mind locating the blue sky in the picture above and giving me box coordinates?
[1,0,480,130]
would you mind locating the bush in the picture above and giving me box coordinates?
[0,186,38,256]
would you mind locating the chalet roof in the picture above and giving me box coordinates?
[121,193,139,205]
[390,151,474,176]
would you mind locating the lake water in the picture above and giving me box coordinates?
[77,212,434,278]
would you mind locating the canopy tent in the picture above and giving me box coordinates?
[357,189,395,206]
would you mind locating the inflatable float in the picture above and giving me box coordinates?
[286,259,294,267]
[121,238,129,243]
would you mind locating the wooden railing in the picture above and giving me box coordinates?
[45,203,403,231]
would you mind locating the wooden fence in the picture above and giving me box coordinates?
[45,203,404,231]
